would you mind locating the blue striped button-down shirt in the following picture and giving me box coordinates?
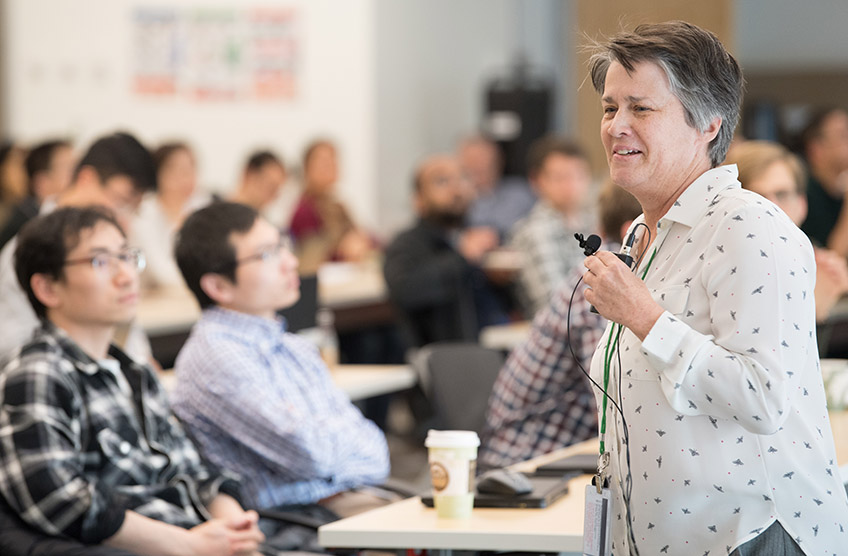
[172,307,389,508]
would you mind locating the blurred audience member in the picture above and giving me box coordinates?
[230,150,286,213]
[384,154,507,347]
[509,136,593,317]
[0,132,156,361]
[459,135,536,241]
[480,181,641,469]
[173,202,390,519]
[728,139,848,322]
[131,142,209,289]
[0,141,28,227]
[0,139,74,250]
[290,139,376,274]
[799,107,848,255]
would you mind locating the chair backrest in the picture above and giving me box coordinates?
[279,274,318,332]
[414,342,505,435]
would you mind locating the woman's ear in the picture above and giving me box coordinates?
[199,273,234,306]
[703,116,722,144]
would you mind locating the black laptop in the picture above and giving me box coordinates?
[531,453,598,477]
[420,474,574,509]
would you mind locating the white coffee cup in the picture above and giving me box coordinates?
[425,430,480,519]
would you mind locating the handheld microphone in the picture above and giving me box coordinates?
[576,230,638,314]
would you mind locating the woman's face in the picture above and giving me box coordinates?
[746,159,807,226]
[305,144,338,195]
[158,148,196,203]
[600,60,718,204]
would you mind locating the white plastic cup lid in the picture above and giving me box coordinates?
[425,430,480,448]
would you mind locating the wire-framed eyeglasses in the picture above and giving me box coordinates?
[64,247,146,274]
[229,235,293,269]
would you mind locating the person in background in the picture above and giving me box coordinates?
[172,202,390,520]
[799,107,848,255]
[230,150,286,214]
[583,21,848,555]
[0,141,28,228]
[727,139,848,323]
[509,136,594,317]
[480,181,641,470]
[459,134,536,241]
[0,132,157,361]
[0,138,75,250]
[131,142,209,289]
[290,139,376,275]
[383,154,507,347]
[0,206,263,556]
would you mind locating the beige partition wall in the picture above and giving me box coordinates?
[572,0,733,175]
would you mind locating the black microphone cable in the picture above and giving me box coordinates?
[566,223,652,556]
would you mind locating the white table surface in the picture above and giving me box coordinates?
[479,320,531,352]
[158,364,416,402]
[318,439,598,553]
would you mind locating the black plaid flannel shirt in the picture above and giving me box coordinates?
[0,323,241,543]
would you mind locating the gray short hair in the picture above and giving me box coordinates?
[588,21,744,168]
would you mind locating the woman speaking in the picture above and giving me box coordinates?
[582,21,848,555]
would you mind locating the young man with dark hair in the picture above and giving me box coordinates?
[0,131,157,359]
[508,136,593,317]
[0,138,74,250]
[230,150,286,212]
[172,202,390,518]
[0,206,264,556]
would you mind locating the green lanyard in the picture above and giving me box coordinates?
[599,247,658,457]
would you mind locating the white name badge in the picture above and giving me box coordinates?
[583,484,612,556]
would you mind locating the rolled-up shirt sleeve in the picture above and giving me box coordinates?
[639,202,816,434]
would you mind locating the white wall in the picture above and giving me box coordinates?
[373,0,565,235]
[1,0,378,228]
[734,0,848,70]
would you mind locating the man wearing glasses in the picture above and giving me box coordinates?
[171,202,390,522]
[0,206,265,555]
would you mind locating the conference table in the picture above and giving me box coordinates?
[318,439,597,555]
[319,408,848,555]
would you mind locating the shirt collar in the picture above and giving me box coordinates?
[35,321,139,378]
[658,165,740,229]
[200,306,288,342]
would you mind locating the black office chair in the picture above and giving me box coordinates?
[0,497,138,556]
[411,342,505,435]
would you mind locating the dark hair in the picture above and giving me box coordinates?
[302,139,335,169]
[152,142,193,174]
[24,139,72,196]
[74,132,157,193]
[588,21,744,167]
[597,180,642,240]
[526,136,588,180]
[175,202,259,309]
[15,206,125,318]
[799,107,847,154]
[245,150,284,175]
